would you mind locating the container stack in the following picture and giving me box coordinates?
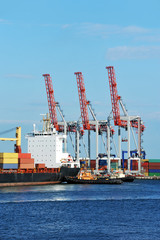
[111,160,118,170]
[90,159,119,170]
[18,153,34,169]
[131,160,138,171]
[122,159,128,170]
[0,153,18,169]
[80,159,88,168]
[148,159,160,176]
[90,159,96,169]
[141,159,149,176]
[99,159,107,170]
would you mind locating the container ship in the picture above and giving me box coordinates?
[0,125,80,187]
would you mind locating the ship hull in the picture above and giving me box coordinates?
[0,167,80,186]
[121,176,135,182]
[0,172,62,186]
[65,177,123,184]
[60,166,80,182]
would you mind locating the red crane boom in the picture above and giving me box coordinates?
[43,74,59,131]
[106,66,144,131]
[106,66,122,126]
[75,72,114,134]
[43,74,79,134]
[75,72,92,130]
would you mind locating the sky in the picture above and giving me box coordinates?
[0,0,160,159]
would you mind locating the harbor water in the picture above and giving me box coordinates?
[0,180,160,240]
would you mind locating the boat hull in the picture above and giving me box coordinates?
[65,177,123,184]
[0,172,62,186]
[60,166,80,182]
[0,167,80,186]
[121,176,135,182]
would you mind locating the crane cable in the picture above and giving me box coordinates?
[0,127,17,136]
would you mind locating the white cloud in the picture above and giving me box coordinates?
[0,19,11,24]
[4,74,34,79]
[61,24,73,29]
[106,46,160,60]
[79,23,119,38]
[0,119,39,124]
[39,22,160,43]
[76,23,150,38]
[142,111,160,121]
[122,26,149,34]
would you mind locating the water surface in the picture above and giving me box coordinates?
[0,180,160,240]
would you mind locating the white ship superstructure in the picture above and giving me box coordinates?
[26,125,69,168]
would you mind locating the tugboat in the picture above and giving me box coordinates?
[111,169,135,182]
[65,170,123,184]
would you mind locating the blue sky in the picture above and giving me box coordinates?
[0,0,160,158]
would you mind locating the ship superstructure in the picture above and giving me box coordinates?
[27,128,68,168]
[26,116,80,169]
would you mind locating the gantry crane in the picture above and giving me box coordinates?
[43,74,65,132]
[43,74,82,157]
[106,66,145,173]
[75,72,114,171]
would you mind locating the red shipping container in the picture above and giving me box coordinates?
[141,162,149,169]
[35,163,45,168]
[131,160,138,170]
[141,162,149,167]
[122,160,128,169]
[149,163,160,169]
[18,158,34,164]
[18,153,31,159]
[90,160,96,169]
[111,160,118,163]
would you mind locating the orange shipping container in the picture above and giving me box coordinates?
[19,163,34,169]
[35,163,45,168]
[18,158,34,164]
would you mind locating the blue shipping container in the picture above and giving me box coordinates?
[0,163,18,169]
[99,160,107,166]
[149,169,160,173]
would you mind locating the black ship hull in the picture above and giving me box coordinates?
[121,176,135,182]
[65,177,123,184]
[0,172,62,186]
[60,166,80,182]
[0,167,80,187]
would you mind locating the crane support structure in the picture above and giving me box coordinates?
[75,72,114,170]
[106,66,145,171]
[75,72,97,163]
